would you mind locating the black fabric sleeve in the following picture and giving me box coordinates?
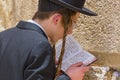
[23,40,71,80]
[56,73,71,80]
[24,41,55,80]
[55,70,71,80]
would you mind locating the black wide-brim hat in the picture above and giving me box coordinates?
[38,0,97,16]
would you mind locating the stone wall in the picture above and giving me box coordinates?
[0,0,38,29]
[0,0,120,79]
[72,0,120,70]
[74,0,120,53]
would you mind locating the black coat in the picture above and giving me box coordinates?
[0,21,70,80]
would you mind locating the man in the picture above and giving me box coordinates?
[0,0,97,80]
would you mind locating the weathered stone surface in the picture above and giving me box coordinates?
[72,0,120,70]
[0,18,5,31]
[0,0,38,28]
[73,0,120,54]
[84,66,120,80]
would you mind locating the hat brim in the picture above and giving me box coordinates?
[50,0,97,16]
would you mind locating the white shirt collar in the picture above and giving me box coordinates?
[28,20,48,37]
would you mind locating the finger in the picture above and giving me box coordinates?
[73,62,83,67]
[81,66,90,72]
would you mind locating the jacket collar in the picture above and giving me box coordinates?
[16,21,48,39]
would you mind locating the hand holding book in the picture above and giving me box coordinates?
[55,34,97,71]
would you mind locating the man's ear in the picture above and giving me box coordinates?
[52,13,62,25]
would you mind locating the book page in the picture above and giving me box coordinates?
[55,34,97,71]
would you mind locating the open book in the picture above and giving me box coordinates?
[55,35,97,71]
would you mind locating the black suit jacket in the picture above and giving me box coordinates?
[0,21,71,80]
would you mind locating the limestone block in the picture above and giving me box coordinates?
[89,51,120,72]
[73,0,120,54]
[0,27,5,32]
[84,66,120,80]
[0,0,38,28]
[72,0,120,69]
[0,18,5,31]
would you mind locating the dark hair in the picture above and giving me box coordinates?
[32,8,77,28]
